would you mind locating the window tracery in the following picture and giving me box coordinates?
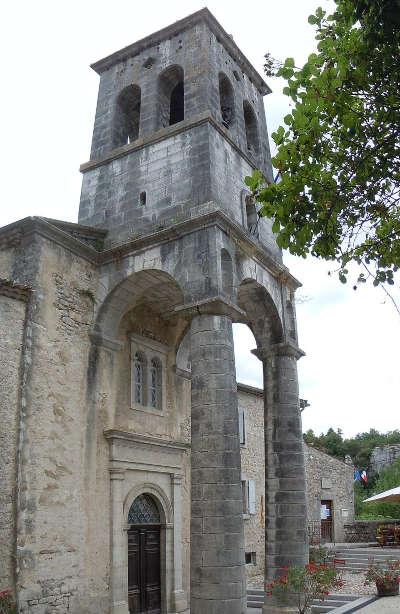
[131,336,166,412]
[128,494,161,524]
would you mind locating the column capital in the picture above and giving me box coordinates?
[170,473,183,485]
[109,468,126,480]
[174,296,246,322]
[252,341,305,361]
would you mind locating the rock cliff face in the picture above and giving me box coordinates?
[370,444,400,475]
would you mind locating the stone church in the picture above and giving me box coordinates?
[0,9,311,614]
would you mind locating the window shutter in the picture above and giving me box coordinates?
[239,407,246,445]
[248,479,256,515]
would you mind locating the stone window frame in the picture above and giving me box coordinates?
[130,334,167,415]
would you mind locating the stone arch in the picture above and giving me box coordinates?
[112,84,141,148]
[123,482,173,526]
[238,278,283,348]
[157,64,184,129]
[94,268,185,341]
[218,72,235,129]
[243,100,260,155]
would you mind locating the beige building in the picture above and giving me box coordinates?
[238,383,355,580]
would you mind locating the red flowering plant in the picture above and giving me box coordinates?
[0,589,17,614]
[266,563,343,614]
[364,559,400,595]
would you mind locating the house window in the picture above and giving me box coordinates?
[131,335,166,412]
[245,552,257,565]
[239,407,246,445]
[242,479,256,516]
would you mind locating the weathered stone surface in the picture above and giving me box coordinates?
[0,8,310,614]
[190,314,246,614]
[0,292,27,594]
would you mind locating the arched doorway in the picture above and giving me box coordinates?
[127,494,162,614]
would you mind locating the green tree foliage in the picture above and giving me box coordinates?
[303,427,400,467]
[246,0,400,287]
[357,457,400,519]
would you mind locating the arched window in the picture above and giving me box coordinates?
[243,101,260,155]
[133,352,146,405]
[157,65,184,129]
[149,358,162,409]
[245,194,259,238]
[113,84,141,148]
[219,73,235,129]
[128,494,161,524]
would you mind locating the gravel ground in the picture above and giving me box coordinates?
[248,571,376,596]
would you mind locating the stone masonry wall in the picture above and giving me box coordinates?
[237,386,265,580]
[304,446,354,543]
[0,293,27,594]
[239,386,355,581]
[6,237,108,614]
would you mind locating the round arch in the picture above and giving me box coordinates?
[238,278,284,348]
[123,482,173,526]
[94,268,184,341]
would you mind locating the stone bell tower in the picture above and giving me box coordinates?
[0,8,308,614]
[77,8,308,614]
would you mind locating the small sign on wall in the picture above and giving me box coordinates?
[321,477,332,489]
[341,509,349,518]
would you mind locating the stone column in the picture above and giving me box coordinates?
[254,342,308,614]
[109,468,129,614]
[171,473,188,612]
[190,314,246,614]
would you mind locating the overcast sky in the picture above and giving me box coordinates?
[1,1,399,437]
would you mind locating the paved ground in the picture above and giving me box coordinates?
[357,594,400,612]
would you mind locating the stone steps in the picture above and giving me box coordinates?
[247,590,360,612]
[333,547,400,572]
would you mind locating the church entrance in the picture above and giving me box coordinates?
[127,495,162,614]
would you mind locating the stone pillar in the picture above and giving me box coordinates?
[109,469,129,614]
[171,473,188,612]
[190,314,246,614]
[254,342,308,614]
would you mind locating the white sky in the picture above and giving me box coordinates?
[1,1,399,437]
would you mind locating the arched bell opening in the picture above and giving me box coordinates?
[243,100,260,156]
[157,65,184,129]
[112,84,142,148]
[219,72,235,129]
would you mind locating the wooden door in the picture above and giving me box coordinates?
[128,526,161,614]
[320,500,333,543]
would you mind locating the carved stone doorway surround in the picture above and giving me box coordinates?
[104,430,190,614]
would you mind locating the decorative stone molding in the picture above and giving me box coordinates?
[174,296,246,322]
[252,340,305,361]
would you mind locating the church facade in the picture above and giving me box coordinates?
[0,10,309,614]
